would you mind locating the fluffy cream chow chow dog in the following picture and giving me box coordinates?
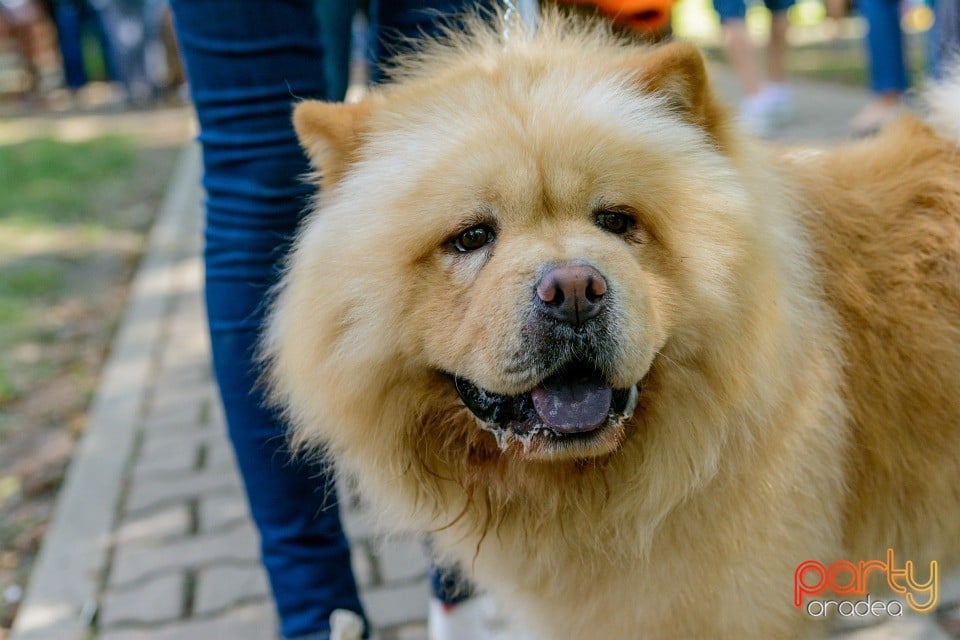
[263,13,960,639]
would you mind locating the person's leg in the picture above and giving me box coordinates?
[755,6,793,126]
[168,2,365,638]
[851,0,907,133]
[95,0,152,102]
[767,10,790,84]
[721,19,761,96]
[86,0,119,81]
[861,0,908,94]
[713,0,779,134]
[711,0,760,96]
[52,2,89,90]
[315,0,357,101]
[367,0,493,83]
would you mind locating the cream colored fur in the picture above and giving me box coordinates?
[264,13,960,639]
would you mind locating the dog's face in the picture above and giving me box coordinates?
[271,33,761,471]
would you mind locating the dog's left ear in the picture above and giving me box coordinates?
[631,42,727,141]
[293,99,374,189]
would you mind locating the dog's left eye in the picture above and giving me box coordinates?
[453,225,495,252]
[595,210,634,235]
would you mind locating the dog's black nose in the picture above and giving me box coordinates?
[535,265,607,327]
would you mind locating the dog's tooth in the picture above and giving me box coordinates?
[623,385,639,419]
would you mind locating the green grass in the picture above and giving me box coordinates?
[0,137,136,228]
[0,136,143,406]
[0,264,66,299]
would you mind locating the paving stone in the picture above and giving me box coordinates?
[829,614,952,640]
[386,622,428,640]
[206,398,226,430]
[150,364,210,395]
[145,415,225,442]
[361,581,430,630]
[199,493,250,532]
[111,525,259,586]
[352,542,376,588]
[939,567,960,604]
[935,602,960,637]
[133,437,200,478]
[150,384,215,419]
[156,335,206,367]
[205,439,238,471]
[155,344,206,372]
[99,573,183,627]
[336,470,365,509]
[98,603,278,640]
[149,395,207,427]
[341,505,380,540]
[141,403,206,433]
[138,427,228,466]
[125,467,241,514]
[195,565,271,615]
[376,537,428,584]
[114,504,191,546]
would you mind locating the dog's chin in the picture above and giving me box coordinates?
[452,362,641,462]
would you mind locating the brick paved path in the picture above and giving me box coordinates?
[89,170,432,640]
[12,71,960,640]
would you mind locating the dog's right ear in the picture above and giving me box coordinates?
[630,42,729,144]
[293,100,373,189]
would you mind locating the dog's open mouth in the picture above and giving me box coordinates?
[453,361,639,456]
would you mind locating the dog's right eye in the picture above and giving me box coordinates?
[452,225,495,253]
[595,209,634,235]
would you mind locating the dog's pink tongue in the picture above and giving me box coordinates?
[531,374,612,434]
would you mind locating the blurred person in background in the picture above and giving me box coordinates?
[0,0,43,97]
[91,0,167,104]
[849,0,908,134]
[167,2,502,639]
[932,0,958,75]
[48,0,117,96]
[712,0,793,136]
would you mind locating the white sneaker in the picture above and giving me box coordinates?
[329,609,365,640]
[428,594,514,640]
[739,84,792,137]
[762,83,792,126]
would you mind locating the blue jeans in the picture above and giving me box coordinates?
[51,0,116,89]
[712,0,795,22]
[859,0,908,93]
[169,1,483,638]
[314,0,358,102]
